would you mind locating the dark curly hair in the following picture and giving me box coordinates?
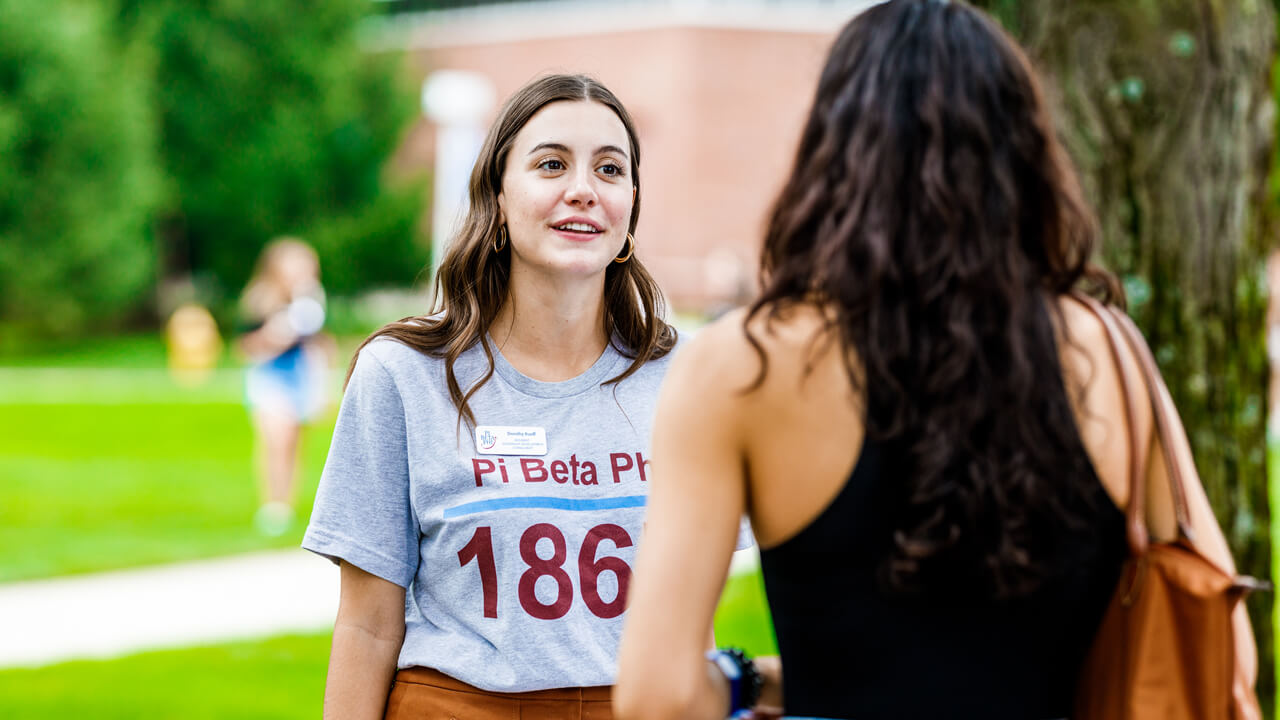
[748,0,1121,598]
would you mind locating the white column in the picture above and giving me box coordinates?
[421,70,496,287]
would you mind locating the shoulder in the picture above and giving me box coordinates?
[359,336,432,374]
[662,303,833,403]
[692,302,831,366]
[1052,294,1149,513]
[663,310,755,391]
[1055,296,1109,358]
[357,315,483,373]
[651,304,846,467]
[350,334,471,393]
[1053,294,1144,400]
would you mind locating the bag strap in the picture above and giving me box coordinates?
[1070,293,1194,553]
[1107,303,1195,541]
[1071,293,1153,554]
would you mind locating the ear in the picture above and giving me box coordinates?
[497,191,506,224]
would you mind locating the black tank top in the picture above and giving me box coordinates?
[759,439,1126,719]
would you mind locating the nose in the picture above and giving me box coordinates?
[563,169,597,207]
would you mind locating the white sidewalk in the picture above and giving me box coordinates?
[0,545,760,670]
[0,549,339,669]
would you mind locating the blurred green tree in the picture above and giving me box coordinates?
[125,0,426,306]
[975,0,1278,708]
[0,0,160,339]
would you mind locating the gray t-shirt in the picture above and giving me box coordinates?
[304,336,698,691]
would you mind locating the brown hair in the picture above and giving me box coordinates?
[749,0,1120,598]
[351,74,676,427]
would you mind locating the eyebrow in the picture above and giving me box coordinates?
[528,142,629,160]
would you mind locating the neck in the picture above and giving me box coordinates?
[490,268,610,382]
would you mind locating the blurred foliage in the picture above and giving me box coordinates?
[0,0,160,339]
[309,179,431,297]
[0,0,427,343]
[975,0,1278,706]
[121,0,428,307]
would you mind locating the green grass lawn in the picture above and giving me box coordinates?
[0,400,334,582]
[0,633,330,719]
[0,364,335,582]
[0,569,775,719]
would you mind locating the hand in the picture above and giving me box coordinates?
[262,310,297,345]
[749,655,783,718]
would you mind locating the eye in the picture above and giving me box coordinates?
[537,158,565,172]
[597,163,624,177]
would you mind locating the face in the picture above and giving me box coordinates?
[498,100,635,280]
[272,247,319,293]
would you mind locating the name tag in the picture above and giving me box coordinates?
[475,426,548,456]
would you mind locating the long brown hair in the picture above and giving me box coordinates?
[351,74,676,427]
[749,0,1121,598]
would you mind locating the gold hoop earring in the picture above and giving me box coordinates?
[614,233,635,264]
[493,225,507,253]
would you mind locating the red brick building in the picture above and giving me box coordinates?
[369,1,879,312]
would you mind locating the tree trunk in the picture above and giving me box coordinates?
[974,0,1278,708]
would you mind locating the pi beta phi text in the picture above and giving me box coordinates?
[471,452,648,487]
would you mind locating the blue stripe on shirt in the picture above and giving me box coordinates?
[442,495,648,519]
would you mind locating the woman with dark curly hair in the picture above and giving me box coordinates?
[615,2,1257,719]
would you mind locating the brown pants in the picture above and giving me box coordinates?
[384,667,614,720]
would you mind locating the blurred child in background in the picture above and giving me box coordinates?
[239,237,333,536]
[164,302,223,387]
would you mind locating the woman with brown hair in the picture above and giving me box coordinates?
[303,74,678,718]
[615,1,1258,719]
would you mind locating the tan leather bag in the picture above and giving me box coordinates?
[1073,295,1264,720]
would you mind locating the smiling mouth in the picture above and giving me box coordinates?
[552,222,602,234]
